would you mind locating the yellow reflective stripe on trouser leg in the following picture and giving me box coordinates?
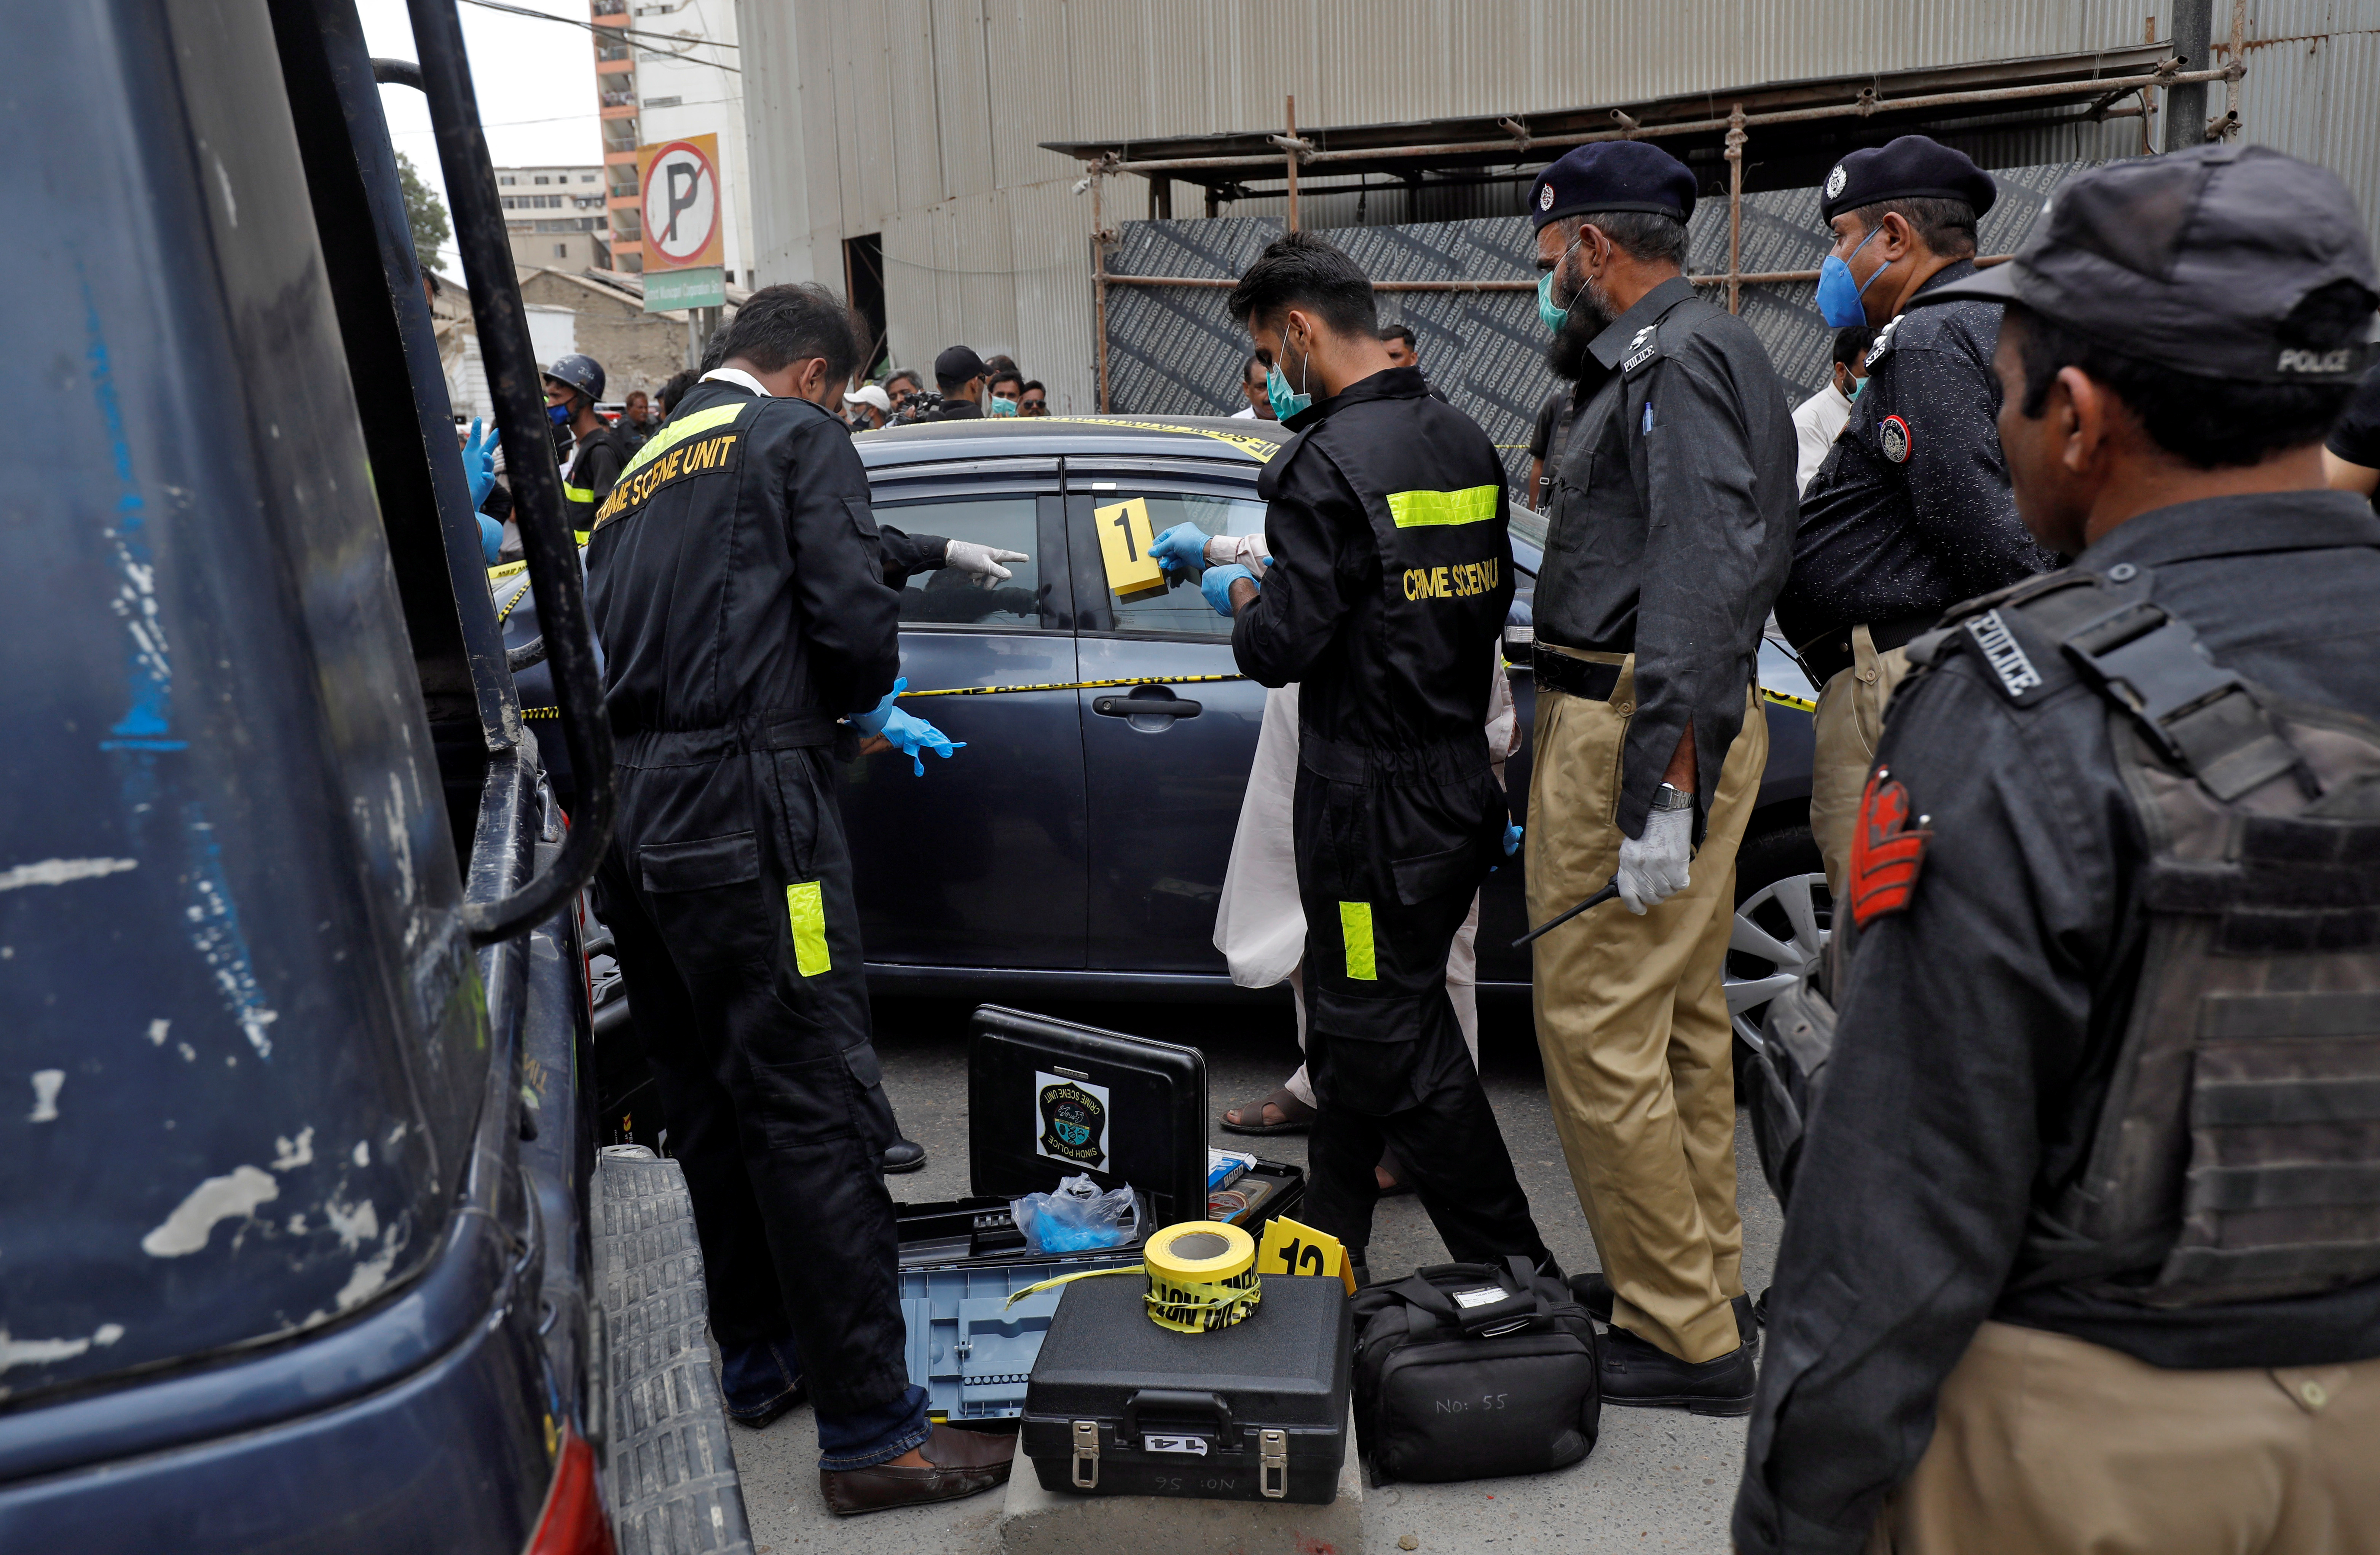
[1339,902,1377,981]
[786,881,830,976]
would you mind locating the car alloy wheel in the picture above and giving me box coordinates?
[1724,871,1830,1053]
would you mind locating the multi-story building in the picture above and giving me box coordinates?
[591,0,748,281]
[497,164,610,273]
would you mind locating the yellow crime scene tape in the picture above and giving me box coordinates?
[1002,1221,1263,1334]
[900,673,1250,699]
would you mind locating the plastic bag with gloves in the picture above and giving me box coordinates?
[1008,1174,1147,1254]
[1616,803,1693,915]
[943,538,1030,589]
[848,678,966,775]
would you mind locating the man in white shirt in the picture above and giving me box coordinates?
[1791,324,1876,494]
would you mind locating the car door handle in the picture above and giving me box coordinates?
[1093,691,1202,720]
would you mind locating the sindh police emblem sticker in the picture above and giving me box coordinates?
[1879,414,1912,464]
[1538,183,1555,211]
[1825,164,1847,199]
[1033,1070,1111,1170]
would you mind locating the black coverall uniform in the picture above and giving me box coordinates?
[562,421,629,538]
[584,381,912,1419]
[1734,493,2380,1553]
[1233,365,1552,1271]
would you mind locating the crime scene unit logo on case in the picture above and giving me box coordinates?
[1879,414,1912,464]
[1539,183,1555,211]
[1825,164,1848,199]
[1034,1071,1110,1170]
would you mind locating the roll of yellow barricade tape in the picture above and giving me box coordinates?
[1142,1221,1260,1333]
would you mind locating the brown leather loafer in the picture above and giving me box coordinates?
[820,1423,1016,1516]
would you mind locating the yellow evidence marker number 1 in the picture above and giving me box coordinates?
[1093,497,1168,601]
[1258,1214,1357,1295]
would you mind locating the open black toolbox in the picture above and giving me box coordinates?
[893,1005,1306,1422]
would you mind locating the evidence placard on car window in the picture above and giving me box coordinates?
[1093,497,1166,601]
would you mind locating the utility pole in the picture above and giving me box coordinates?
[2165,0,2216,151]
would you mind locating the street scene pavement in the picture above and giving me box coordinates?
[727,991,1780,1555]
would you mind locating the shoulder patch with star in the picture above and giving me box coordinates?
[1621,323,1661,374]
[1849,765,1933,927]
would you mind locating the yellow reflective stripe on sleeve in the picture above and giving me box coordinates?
[617,400,748,481]
[562,484,595,503]
[1385,485,1499,528]
[1339,902,1377,981]
[786,881,831,977]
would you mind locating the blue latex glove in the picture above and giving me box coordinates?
[478,512,503,565]
[1201,563,1255,617]
[878,707,963,774]
[849,677,906,736]
[1148,522,1209,576]
[462,418,497,511]
[1503,822,1523,856]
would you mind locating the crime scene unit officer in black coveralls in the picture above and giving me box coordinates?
[584,284,1015,1517]
[1778,136,2058,896]
[544,352,630,538]
[1734,145,2380,1554]
[1216,231,1556,1284]
[1523,140,1797,1413]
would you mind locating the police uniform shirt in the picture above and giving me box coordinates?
[1232,366,1511,751]
[1776,260,2057,678]
[2324,362,2380,489]
[1734,491,2380,1555]
[586,379,900,738]
[1535,274,1799,838]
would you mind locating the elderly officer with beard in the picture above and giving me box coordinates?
[1523,141,1798,1413]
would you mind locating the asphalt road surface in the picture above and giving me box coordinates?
[724,990,1781,1555]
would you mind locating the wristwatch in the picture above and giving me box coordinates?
[1649,782,1695,812]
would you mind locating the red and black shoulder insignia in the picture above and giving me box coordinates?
[1849,765,1932,927]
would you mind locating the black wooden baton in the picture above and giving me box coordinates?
[1511,874,1622,948]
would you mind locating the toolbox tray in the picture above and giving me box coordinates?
[1021,1268,1353,1505]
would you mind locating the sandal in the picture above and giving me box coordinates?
[1220,1086,1316,1136]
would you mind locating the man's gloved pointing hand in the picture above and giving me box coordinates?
[1615,800,1693,915]
[849,678,966,775]
[943,539,1030,589]
[1148,523,1210,577]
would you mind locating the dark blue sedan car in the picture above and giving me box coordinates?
[842,416,1828,1049]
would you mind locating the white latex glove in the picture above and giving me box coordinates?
[944,538,1030,589]
[1616,803,1694,915]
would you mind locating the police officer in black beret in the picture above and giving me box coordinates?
[1735,143,2380,1554]
[1777,135,2057,899]
[1522,140,1797,1413]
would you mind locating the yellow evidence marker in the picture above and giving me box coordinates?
[1093,496,1168,601]
[1257,1214,1357,1296]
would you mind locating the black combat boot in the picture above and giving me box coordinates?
[1568,1272,1761,1362]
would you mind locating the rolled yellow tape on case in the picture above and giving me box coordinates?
[998,1220,1263,1333]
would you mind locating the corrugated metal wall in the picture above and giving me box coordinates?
[735,0,2380,414]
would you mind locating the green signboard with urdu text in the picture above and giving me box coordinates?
[644,266,725,312]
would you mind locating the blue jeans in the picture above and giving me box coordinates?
[719,1334,931,1470]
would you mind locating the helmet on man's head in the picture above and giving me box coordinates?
[543,352,606,405]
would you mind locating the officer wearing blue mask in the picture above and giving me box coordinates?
[1775,136,2057,898]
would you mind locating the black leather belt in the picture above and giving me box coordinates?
[1532,644,1623,702]
[1797,611,1937,685]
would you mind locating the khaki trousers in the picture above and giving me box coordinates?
[1869,1320,2380,1555]
[1807,623,1913,899]
[1525,653,1765,1364]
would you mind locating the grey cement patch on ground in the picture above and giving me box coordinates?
[728,993,1777,1555]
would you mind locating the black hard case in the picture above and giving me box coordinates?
[1020,1271,1353,1505]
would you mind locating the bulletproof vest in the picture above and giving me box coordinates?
[1993,573,2380,1307]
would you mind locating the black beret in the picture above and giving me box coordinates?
[1528,141,1697,230]
[1818,135,1996,223]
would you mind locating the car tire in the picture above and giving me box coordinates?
[1724,824,1831,1094]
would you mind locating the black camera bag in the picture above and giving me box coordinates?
[1351,1257,1600,1485]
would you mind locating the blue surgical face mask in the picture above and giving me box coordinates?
[1815,226,1887,328]
[987,394,1019,417]
[1266,330,1313,420]
[1537,236,1586,333]
[547,401,571,426]
[1849,375,1866,401]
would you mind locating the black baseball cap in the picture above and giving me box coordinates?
[1912,144,2379,384]
[1818,135,1996,223]
[933,344,987,386]
[1528,141,1697,229]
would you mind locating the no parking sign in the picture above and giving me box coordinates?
[635,133,724,310]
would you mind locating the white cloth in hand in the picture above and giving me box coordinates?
[944,538,1030,589]
[1616,804,1694,915]
[1205,531,1272,579]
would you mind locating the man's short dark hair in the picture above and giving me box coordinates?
[884,368,921,394]
[1379,323,1416,348]
[1021,379,1045,395]
[656,368,698,416]
[1831,325,1878,369]
[988,370,1026,397]
[1847,197,1977,260]
[713,282,864,378]
[1552,210,1691,270]
[2006,282,2372,470]
[1228,231,1378,337]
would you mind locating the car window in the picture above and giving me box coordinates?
[1100,491,1269,638]
[873,493,1048,629]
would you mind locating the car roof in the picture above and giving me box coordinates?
[856,414,1289,472]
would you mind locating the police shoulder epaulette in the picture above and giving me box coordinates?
[1939,570,2100,706]
[1863,315,1903,370]
[1621,322,1663,375]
